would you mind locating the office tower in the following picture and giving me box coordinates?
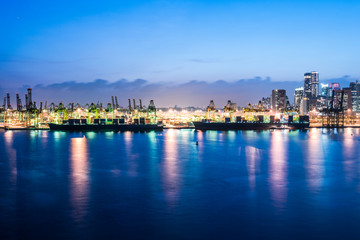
[271,89,287,112]
[304,71,319,98]
[310,71,319,98]
[321,83,330,98]
[300,97,309,115]
[294,87,304,109]
[330,83,341,91]
[332,88,351,110]
[350,80,360,112]
[261,97,271,109]
[342,88,352,110]
[304,73,312,98]
[319,83,331,109]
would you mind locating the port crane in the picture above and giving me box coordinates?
[54,102,68,124]
[242,101,270,122]
[147,100,157,123]
[205,100,217,121]
[222,100,237,121]
[321,89,345,127]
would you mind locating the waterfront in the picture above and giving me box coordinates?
[1,129,360,239]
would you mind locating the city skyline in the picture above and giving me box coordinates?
[1,72,359,107]
[2,2,360,239]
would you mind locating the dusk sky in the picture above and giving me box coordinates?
[1,0,359,106]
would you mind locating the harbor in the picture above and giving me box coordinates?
[3,88,360,131]
[2,0,360,239]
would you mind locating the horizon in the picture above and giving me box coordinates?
[3,2,360,240]
[0,74,359,108]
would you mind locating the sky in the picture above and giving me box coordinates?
[0,0,359,107]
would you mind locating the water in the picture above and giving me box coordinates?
[1,128,360,239]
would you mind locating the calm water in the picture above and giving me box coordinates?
[1,128,360,239]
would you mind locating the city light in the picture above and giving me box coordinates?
[1,72,360,130]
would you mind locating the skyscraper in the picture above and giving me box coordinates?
[304,71,319,98]
[320,83,330,98]
[330,83,341,91]
[350,80,360,112]
[271,89,287,112]
[319,83,331,109]
[294,87,304,109]
[342,88,352,110]
[304,73,312,98]
[300,97,310,115]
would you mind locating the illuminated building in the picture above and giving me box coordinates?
[304,71,319,98]
[271,89,287,112]
[300,97,309,115]
[330,83,341,91]
[331,89,352,110]
[304,73,311,98]
[350,80,360,112]
[341,88,352,110]
[317,83,331,110]
[321,83,330,98]
[294,87,304,109]
[261,97,271,109]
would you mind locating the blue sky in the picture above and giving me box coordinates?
[0,0,359,106]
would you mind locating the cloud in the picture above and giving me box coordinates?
[322,75,358,88]
[7,75,357,108]
[7,77,302,108]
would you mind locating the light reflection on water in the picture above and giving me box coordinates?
[343,128,356,183]
[70,137,89,222]
[4,131,17,184]
[163,129,180,207]
[245,146,260,190]
[124,131,139,177]
[2,129,360,239]
[195,130,204,155]
[269,130,288,210]
[306,128,325,192]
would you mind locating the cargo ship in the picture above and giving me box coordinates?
[193,121,309,130]
[193,100,310,131]
[49,118,163,132]
[193,115,310,131]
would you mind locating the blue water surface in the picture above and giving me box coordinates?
[1,129,360,240]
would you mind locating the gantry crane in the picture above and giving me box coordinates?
[321,90,345,127]
[205,100,216,120]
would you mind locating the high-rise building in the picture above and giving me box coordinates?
[318,83,331,109]
[321,83,330,98]
[327,83,341,101]
[333,89,351,110]
[330,83,341,91]
[342,88,352,110]
[304,73,312,98]
[310,71,319,98]
[304,71,319,98]
[261,97,271,109]
[300,97,309,115]
[294,87,304,109]
[271,89,287,112]
[350,80,360,112]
